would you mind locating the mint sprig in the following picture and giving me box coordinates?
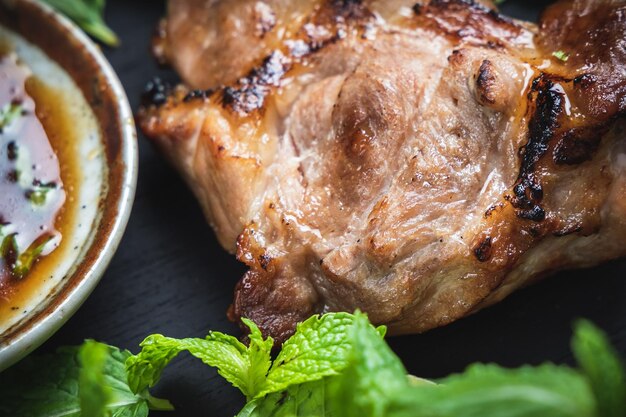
[0,314,624,417]
[388,364,596,417]
[0,341,171,417]
[572,319,626,417]
[126,312,357,401]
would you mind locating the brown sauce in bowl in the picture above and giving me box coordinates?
[0,54,78,308]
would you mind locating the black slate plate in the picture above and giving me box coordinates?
[40,1,626,416]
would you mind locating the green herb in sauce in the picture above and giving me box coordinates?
[26,182,57,206]
[12,236,54,279]
[0,103,22,131]
[552,50,570,62]
[0,55,66,284]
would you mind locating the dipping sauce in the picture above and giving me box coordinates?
[0,54,65,298]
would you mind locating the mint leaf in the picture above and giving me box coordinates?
[572,320,626,417]
[236,312,398,417]
[237,379,334,417]
[0,341,166,417]
[0,347,82,416]
[40,0,119,46]
[127,314,360,401]
[326,311,407,417]
[78,340,110,417]
[388,364,597,417]
[126,319,273,400]
[263,313,355,397]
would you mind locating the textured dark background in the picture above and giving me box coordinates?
[38,1,626,416]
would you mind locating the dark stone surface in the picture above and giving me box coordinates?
[38,1,626,416]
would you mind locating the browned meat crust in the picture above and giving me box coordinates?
[139,0,626,342]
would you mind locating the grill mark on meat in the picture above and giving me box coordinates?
[511,75,564,222]
[473,236,492,262]
[475,59,496,105]
[573,74,596,90]
[330,0,371,20]
[484,202,505,219]
[259,253,272,270]
[253,2,276,37]
[553,125,607,165]
[141,77,171,107]
[412,0,525,46]
[183,88,215,103]
[220,2,374,115]
[222,51,291,114]
[430,0,508,21]
[298,0,374,53]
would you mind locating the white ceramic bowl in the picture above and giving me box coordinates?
[0,0,137,370]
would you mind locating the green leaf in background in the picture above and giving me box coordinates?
[572,320,626,417]
[326,311,408,417]
[40,0,119,46]
[2,313,625,417]
[0,342,167,417]
[0,346,82,417]
[78,341,110,417]
[388,363,597,417]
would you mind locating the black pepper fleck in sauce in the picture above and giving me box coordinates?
[0,54,65,299]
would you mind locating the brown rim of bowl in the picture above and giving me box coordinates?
[0,0,138,370]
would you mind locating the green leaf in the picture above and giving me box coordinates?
[262,313,356,397]
[40,0,119,46]
[236,312,399,417]
[236,379,334,417]
[0,341,165,417]
[78,340,110,417]
[126,319,274,400]
[127,313,361,401]
[388,363,597,417]
[326,311,408,417]
[124,334,190,395]
[572,319,626,417]
[0,347,82,417]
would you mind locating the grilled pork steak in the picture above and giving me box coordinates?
[140,0,626,342]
